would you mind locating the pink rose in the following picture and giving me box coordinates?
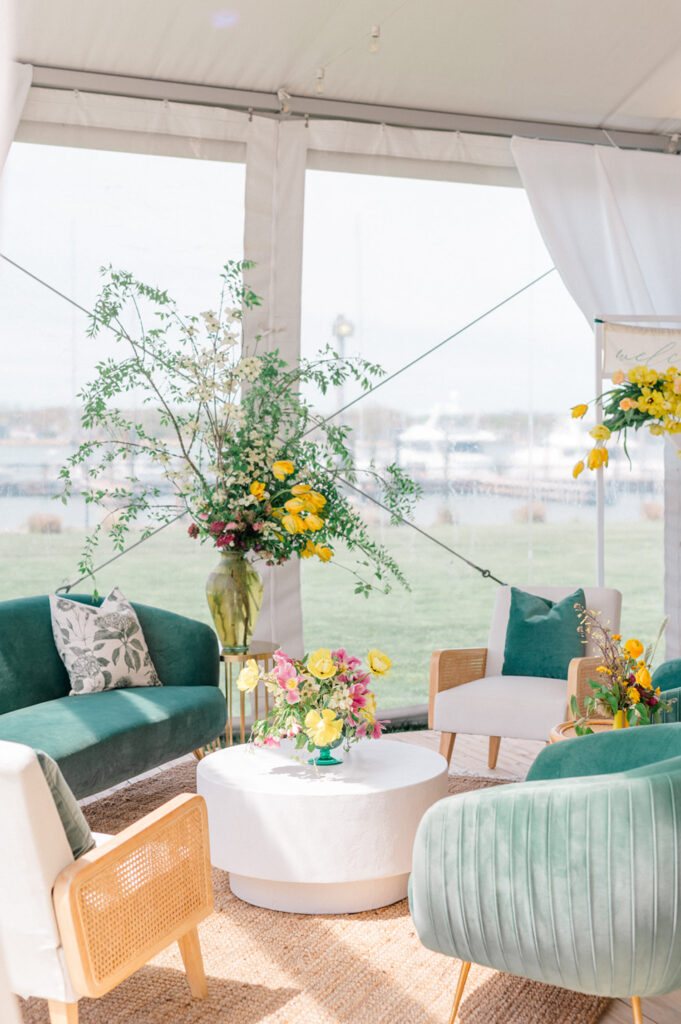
[285,689,301,704]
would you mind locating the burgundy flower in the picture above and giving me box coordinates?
[187,522,199,538]
[216,534,232,548]
[209,520,226,535]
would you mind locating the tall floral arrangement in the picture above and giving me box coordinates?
[59,261,420,595]
[239,646,392,753]
[570,606,673,733]
[571,364,681,477]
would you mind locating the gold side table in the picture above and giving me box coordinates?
[194,641,279,760]
[549,718,614,743]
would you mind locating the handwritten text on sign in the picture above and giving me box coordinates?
[603,322,681,376]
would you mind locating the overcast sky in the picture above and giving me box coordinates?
[0,141,593,416]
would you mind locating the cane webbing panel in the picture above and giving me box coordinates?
[60,797,212,996]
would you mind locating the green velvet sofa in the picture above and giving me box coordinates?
[0,595,226,799]
[410,722,681,1023]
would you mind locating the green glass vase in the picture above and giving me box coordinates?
[205,551,264,653]
[309,734,344,767]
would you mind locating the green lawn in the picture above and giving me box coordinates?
[0,520,664,709]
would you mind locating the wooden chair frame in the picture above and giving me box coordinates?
[429,648,601,768]
[47,794,213,1024]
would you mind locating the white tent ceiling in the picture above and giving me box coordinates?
[13,0,681,139]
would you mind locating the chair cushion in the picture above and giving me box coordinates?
[502,587,585,679]
[432,674,568,741]
[50,588,161,695]
[0,686,226,799]
[35,750,95,859]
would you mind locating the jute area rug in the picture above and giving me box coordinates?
[20,760,609,1024]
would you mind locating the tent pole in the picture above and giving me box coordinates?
[594,320,605,587]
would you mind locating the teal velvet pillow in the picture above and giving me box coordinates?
[502,587,586,679]
[36,749,95,859]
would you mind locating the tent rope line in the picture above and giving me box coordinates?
[1,251,554,592]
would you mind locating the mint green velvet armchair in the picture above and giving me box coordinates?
[409,722,681,1024]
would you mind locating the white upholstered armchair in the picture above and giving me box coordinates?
[0,741,214,1024]
[430,585,622,768]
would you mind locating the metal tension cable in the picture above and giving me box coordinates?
[1,252,555,590]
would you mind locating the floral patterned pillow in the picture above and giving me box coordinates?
[50,587,162,695]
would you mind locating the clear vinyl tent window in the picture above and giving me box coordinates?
[0,140,246,622]
[300,167,664,711]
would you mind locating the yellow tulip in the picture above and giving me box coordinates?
[272,460,295,481]
[571,404,588,419]
[284,497,305,513]
[572,460,585,479]
[309,491,327,510]
[300,539,316,559]
[291,483,312,495]
[601,447,609,467]
[307,648,337,679]
[589,424,611,441]
[636,666,652,689]
[315,543,333,562]
[304,513,324,532]
[304,709,343,746]
[367,649,392,675]
[587,448,603,470]
[624,638,644,659]
[627,687,640,705]
[281,512,305,534]
[236,659,259,692]
[250,480,266,500]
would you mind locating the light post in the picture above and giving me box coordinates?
[332,314,354,421]
[332,313,355,463]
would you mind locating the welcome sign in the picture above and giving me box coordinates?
[602,321,681,376]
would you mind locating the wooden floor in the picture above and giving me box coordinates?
[394,730,681,1024]
[81,730,681,1024]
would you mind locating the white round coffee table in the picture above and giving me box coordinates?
[196,739,448,914]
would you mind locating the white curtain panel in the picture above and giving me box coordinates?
[512,135,681,658]
[0,60,31,179]
[511,136,681,323]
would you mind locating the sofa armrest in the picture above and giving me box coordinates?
[53,794,213,998]
[428,648,487,728]
[566,655,601,718]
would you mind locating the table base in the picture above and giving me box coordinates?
[229,871,409,914]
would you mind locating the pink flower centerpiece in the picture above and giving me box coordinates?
[238,645,392,764]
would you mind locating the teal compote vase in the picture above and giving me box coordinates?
[309,735,344,766]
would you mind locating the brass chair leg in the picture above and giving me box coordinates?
[448,960,471,1024]
[488,736,501,769]
[439,732,456,765]
[631,996,643,1024]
